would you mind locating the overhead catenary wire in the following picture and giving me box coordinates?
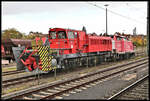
[126,3,147,15]
[87,2,146,25]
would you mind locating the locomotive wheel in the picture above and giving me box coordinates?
[119,54,122,60]
[126,53,129,59]
[90,56,95,67]
[81,57,87,67]
[112,54,116,62]
[77,58,82,67]
[97,56,99,64]
[63,59,68,71]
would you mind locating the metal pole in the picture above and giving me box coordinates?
[54,41,60,80]
[54,67,56,80]
[37,67,40,85]
[86,52,89,68]
[106,7,107,35]
[87,56,88,68]
[147,2,149,56]
[95,55,96,67]
[104,4,108,35]
[36,57,40,85]
[142,35,144,53]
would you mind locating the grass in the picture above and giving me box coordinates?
[2,86,26,95]
[2,67,17,72]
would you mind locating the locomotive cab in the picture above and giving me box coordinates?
[48,28,69,52]
[48,28,86,54]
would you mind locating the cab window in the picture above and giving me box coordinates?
[68,31,74,39]
[49,31,56,39]
[74,32,77,38]
[117,37,121,40]
[57,31,66,39]
[124,38,128,41]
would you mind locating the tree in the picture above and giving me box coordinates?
[131,35,147,47]
[2,28,23,39]
[26,34,36,39]
[25,31,43,39]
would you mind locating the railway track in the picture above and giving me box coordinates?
[136,51,147,56]
[2,62,16,68]
[2,57,148,88]
[2,57,148,100]
[2,70,25,76]
[2,72,48,88]
[107,75,149,100]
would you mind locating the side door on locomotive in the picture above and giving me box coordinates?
[67,30,87,54]
[66,30,77,54]
[113,35,123,53]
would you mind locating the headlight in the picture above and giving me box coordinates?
[51,58,57,67]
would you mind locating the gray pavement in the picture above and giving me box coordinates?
[62,66,148,100]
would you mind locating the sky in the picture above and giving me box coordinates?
[2,1,148,35]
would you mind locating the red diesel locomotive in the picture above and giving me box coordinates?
[12,27,135,72]
[48,28,112,54]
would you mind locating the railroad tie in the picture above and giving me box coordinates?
[65,83,75,87]
[93,81,99,85]
[74,80,80,83]
[69,83,78,86]
[90,83,96,86]
[70,82,79,85]
[85,85,92,88]
[70,91,76,94]
[54,87,65,91]
[40,91,53,95]
[23,96,33,100]
[92,81,98,85]
[59,85,68,88]
[80,87,87,90]
[79,79,86,82]
[74,89,82,92]
[54,96,63,99]
[47,89,60,93]
[32,93,46,98]
[63,93,70,96]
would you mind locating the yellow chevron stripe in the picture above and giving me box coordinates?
[41,57,48,62]
[43,66,49,71]
[38,46,54,72]
[45,68,48,71]
[41,60,48,65]
[40,50,46,55]
[40,53,48,59]
[41,56,48,62]
[40,59,47,66]
[42,62,48,68]
[42,68,45,71]
[41,62,47,67]
[42,64,48,69]
[42,63,49,69]
[39,47,42,51]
